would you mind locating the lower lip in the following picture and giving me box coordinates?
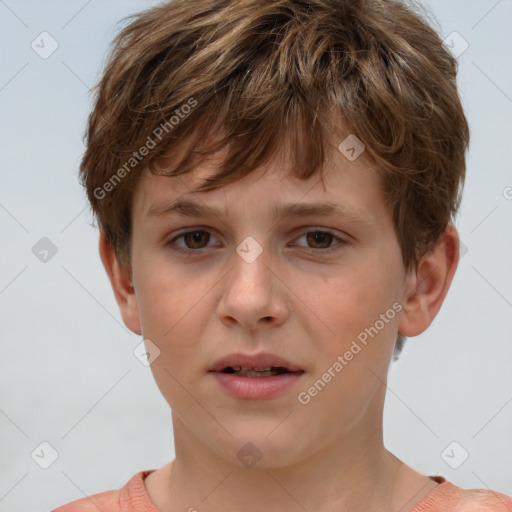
[211,371,304,400]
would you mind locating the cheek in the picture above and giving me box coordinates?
[133,249,216,355]
[306,259,401,357]
[136,270,216,410]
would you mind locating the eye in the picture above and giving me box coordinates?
[169,230,219,254]
[292,229,346,254]
[167,228,347,256]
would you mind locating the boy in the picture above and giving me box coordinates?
[53,0,512,510]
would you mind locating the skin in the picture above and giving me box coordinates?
[100,136,459,512]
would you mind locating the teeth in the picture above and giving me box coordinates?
[229,366,272,372]
[221,365,293,377]
[235,369,276,377]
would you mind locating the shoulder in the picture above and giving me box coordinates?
[413,478,512,512]
[454,487,512,512]
[51,489,121,512]
[51,470,157,512]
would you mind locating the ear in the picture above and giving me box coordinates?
[98,231,141,335]
[398,224,459,337]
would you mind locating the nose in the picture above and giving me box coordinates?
[217,243,291,331]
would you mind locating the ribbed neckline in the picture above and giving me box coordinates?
[125,471,453,512]
[410,476,460,512]
[120,469,160,511]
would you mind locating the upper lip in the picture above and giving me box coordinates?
[209,352,304,373]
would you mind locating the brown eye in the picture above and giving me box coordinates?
[293,229,347,255]
[168,229,221,256]
[306,231,334,249]
[182,230,211,249]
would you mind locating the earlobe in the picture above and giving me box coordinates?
[98,231,142,335]
[398,224,459,338]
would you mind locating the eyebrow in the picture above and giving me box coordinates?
[147,199,374,228]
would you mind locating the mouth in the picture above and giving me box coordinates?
[209,352,304,375]
[209,353,305,400]
[219,366,302,377]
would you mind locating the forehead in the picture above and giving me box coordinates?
[133,139,388,228]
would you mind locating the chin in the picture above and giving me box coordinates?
[217,424,312,469]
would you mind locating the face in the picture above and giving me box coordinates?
[127,140,414,467]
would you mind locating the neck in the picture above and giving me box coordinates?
[147,419,431,512]
[144,384,438,512]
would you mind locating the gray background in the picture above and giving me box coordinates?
[0,1,511,510]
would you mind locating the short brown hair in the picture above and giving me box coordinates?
[81,0,469,275]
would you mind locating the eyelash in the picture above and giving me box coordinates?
[167,228,348,256]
